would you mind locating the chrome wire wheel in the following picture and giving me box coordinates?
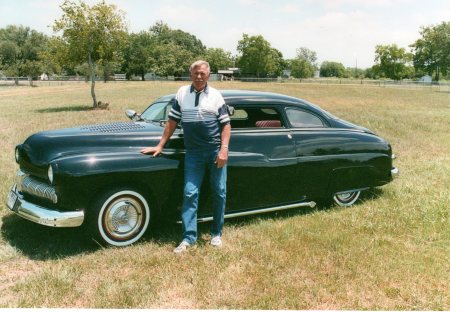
[97,190,150,246]
[333,191,361,207]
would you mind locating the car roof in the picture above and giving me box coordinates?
[153,89,333,118]
[155,89,306,104]
[220,89,304,104]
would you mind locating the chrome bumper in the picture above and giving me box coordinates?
[6,184,84,227]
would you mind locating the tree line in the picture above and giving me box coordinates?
[0,0,448,106]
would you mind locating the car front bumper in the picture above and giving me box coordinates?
[6,184,84,227]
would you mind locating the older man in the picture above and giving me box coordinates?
[141,60,231,253]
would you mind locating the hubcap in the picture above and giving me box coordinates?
[333,191,361,206]
[104,197,143,240]
[336,192,354,201]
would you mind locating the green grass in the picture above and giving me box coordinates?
[0,81,449,309]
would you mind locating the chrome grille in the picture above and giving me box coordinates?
[17,172,57,204]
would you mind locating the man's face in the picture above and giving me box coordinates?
[190,64,209,91]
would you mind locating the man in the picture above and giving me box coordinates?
[141,60,231,253]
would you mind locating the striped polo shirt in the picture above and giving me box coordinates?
[168,84,230,151]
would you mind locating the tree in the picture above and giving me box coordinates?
[236,34,284,78]
[0,25,48,82]
[374,44,413,80]
[320,61,346,77]
[122,31,155,80]
[0,40,19,74]
[151,42,194,77]
[365,64,382,79]
[290,47,317,78]
[150,21,205,77]
[40,36,72,76]
[150,21,205,57]
[268,48,286,77]
[346,67,366,79]
[203,48,234,73]
[411,22,450,81]
[53,0,127,108]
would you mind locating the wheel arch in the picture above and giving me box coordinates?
[87,174,162,217]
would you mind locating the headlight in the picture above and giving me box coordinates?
[48,165,54,184]
[15,147,20,163]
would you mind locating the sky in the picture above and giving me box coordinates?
[0,0,449,69]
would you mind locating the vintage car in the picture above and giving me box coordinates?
[6,90,398,246]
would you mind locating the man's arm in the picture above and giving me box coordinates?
[140,119,178,157]
[216,123,231,168]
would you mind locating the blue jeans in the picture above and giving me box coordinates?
[181,148,227,244]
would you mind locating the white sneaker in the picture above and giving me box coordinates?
[173,241,191,254]
[210,236,222,247]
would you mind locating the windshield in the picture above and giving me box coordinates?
[140,101,172,122]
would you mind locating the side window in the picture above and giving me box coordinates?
[230,107,284,129]
[286,108,325,128]
[164,103,172,120]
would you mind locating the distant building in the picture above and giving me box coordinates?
[419,75,432,83]
[218,68,240,81]
[282,70,291,78]
[144,73,156,80]
[114,73,126,81]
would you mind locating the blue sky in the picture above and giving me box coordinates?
[1,0,449,68]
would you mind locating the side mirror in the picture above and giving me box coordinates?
[125,109,142,121]
[125,109,137,120]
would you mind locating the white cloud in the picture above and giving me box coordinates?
[1,0,448,69]
[262,10,383,67]
[279,3,302,13]
[238,0,260,6]
[319,0,409,9]
[156,5,215,25]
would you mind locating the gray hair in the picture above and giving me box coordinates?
[189,60,210,74]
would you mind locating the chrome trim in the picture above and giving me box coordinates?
[179,201,317,223]
[47,165,54,184]
[16,170,57,204]
[231,128,366,134]
[391,167,399,178]
[6,185,84,227]
[334,187,368,195]
[15,147,20,163]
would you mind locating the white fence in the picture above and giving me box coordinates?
[1,76,449,92]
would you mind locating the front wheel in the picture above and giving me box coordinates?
[333,191,361,207]
[89,189,151,247]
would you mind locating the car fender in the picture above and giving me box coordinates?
[51,150,184,213]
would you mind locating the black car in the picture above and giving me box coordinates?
[6,90,398,246]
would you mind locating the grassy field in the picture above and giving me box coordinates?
[0,81,449,309]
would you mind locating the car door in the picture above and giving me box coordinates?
[284,107,336,198]
[224,106,303,212]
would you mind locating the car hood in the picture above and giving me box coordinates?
[19,121,170,166]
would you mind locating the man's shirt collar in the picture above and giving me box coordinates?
[190,83,209,94]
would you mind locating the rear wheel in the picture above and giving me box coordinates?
[333,191,361,207]
[89,189,150,247]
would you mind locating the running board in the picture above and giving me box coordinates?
[177,201,317,223]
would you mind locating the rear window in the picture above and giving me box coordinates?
[285,108,325,128]
[230,107,284,129]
